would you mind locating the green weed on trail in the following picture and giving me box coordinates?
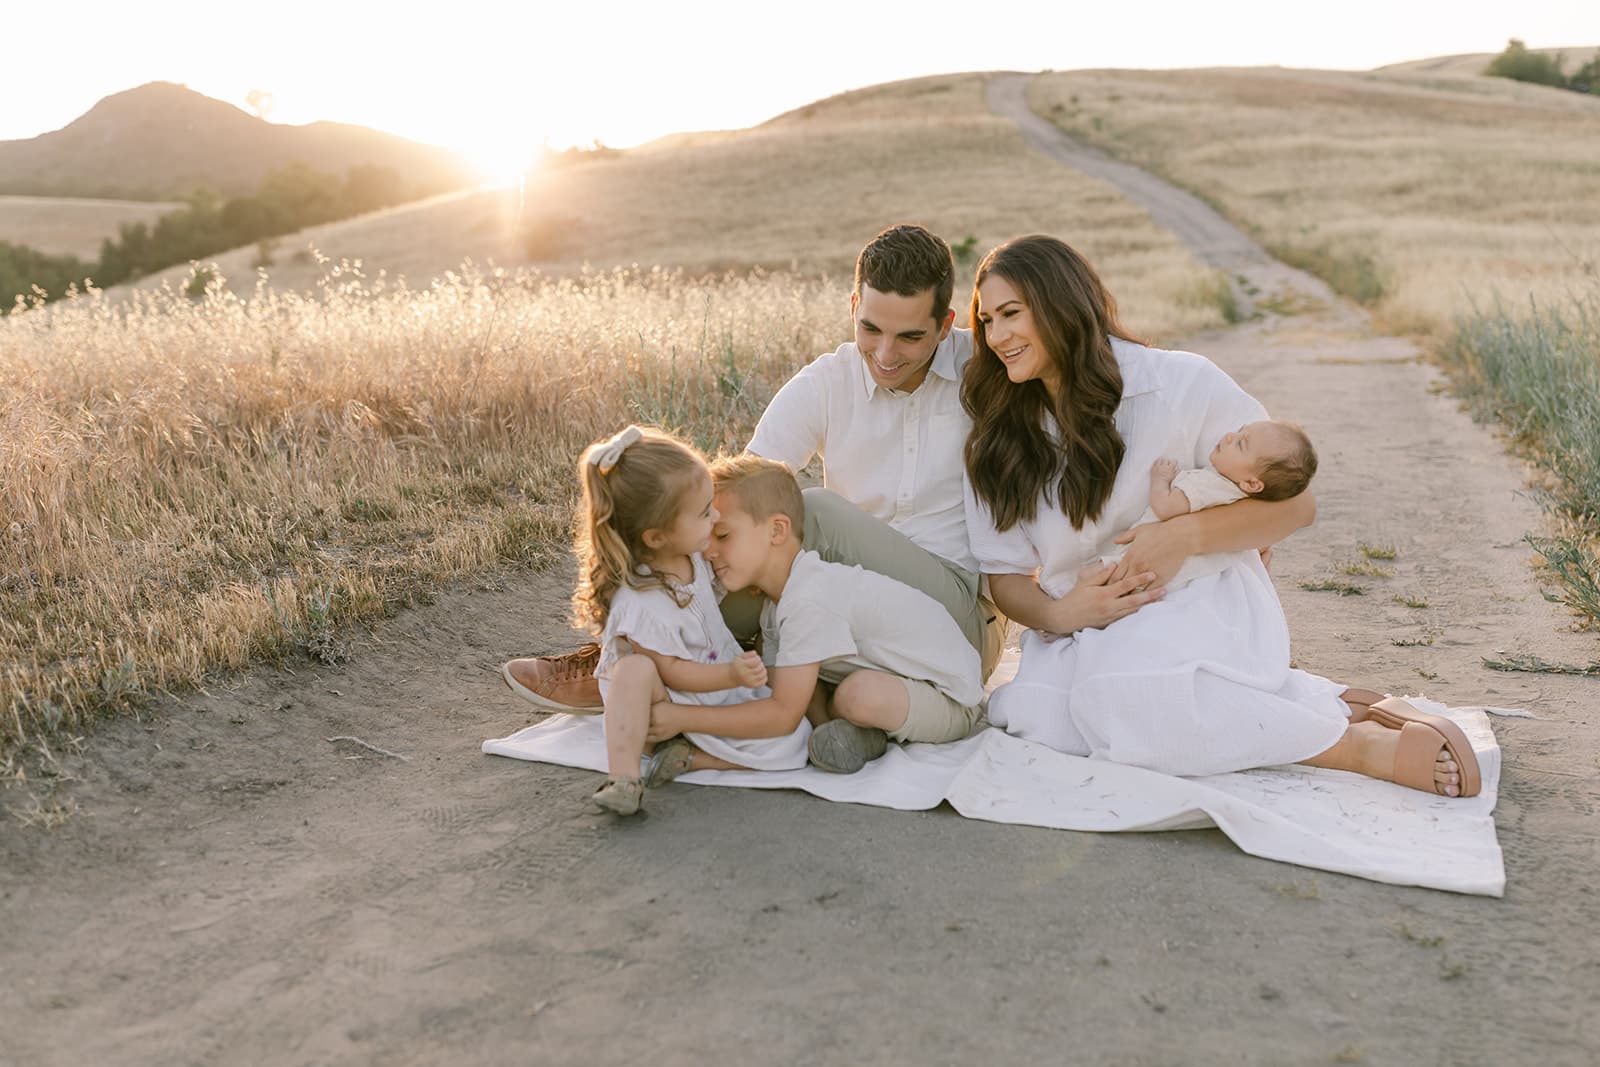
[1445,285,1600,628]
[1447,286,1600,521]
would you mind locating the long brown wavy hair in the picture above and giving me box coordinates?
[962,235,1141,531]
[571,425,708,635]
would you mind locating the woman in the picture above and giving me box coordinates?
[961,235,1478,797]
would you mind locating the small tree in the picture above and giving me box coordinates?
[1484,39,1568,88]
[1569,55,1600,94]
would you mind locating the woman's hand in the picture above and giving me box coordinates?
[729,650,767,689]
[1043,560,1165,636]
[1109,516,1198,588]
[646,701,683,745]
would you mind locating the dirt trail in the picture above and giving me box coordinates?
[5,76,1599,1067]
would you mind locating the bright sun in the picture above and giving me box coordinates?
[457,137,541,185]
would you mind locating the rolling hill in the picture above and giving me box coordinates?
[0,82,478,201]
[118,47,1599,334]
[1378,44,1597,76]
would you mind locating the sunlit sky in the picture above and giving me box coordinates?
[5,0,1596,179]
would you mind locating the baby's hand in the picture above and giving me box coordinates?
[1151,458,1178,484]
[730,650,767,689]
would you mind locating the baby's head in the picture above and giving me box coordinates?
[706,454,805,591]
[1210,419,1318,501]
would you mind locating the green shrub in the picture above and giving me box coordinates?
[183,264,219,298]
[1178,271,1244,323]
[0,241,91,313]
[1484,39,1568,89]
[1569,56,1600,95]
[1268,242,1389,307]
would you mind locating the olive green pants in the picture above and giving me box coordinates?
[721,487,1005,680]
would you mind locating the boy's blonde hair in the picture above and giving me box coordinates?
[1255,421,1318,502]
[709,454,804,539]
[572,425,709,634]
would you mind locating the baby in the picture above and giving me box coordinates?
[1149,418,1318,520]
[1105,419,1317,590]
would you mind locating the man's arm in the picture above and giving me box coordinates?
[1110,491,1316,586]
[647,662,818,742]
[746,360,827,470]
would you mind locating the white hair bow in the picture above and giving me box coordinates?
[590,425,642,475]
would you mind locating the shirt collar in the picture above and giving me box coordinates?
[860,330,961,400]
[1112,337,1161,399]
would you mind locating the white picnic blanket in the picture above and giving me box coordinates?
[482,657,1507,897]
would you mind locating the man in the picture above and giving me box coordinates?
[504,223,1006,711]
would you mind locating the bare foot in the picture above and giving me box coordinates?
[1351,720,1462,796]
[1302,720,1463,796]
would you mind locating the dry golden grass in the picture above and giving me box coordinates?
[1028,65,1600,337]
[4,72,1238,759]
[0,195,179,260]
[2,265,840,755]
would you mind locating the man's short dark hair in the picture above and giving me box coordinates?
[854,224,955,324]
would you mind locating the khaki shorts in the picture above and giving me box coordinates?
[887,676,984,745]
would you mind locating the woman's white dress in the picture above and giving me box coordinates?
[598,553,810,770]
[965,339,1349,777]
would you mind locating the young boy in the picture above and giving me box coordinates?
[1106,418,1318,590]
[646,454,984,775]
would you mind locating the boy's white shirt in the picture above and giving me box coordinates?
[757,550,984,709]
[746,328,978,573]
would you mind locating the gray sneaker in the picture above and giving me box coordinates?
[808,720,889,774]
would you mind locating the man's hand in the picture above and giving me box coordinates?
[1109,517,1196,588]
[729,650,767,689]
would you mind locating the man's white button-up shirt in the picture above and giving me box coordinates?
[747,328,977,573]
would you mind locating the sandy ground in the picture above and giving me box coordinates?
[5,77,1600,1067]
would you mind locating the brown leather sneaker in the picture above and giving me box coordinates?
[502,643,603,711]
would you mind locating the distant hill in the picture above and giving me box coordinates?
[118,51,1600,307]
[0,82,478,201]
[1378,44,1598,77]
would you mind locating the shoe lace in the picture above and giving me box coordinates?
[545,642,600,681]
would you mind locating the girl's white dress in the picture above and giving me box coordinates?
[965,339,1349,777]
[598,553,810,770]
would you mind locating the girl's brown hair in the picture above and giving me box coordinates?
[961,235,1141,531]
[572,425,709,634]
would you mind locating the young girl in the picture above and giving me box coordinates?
[572,425,811,815]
